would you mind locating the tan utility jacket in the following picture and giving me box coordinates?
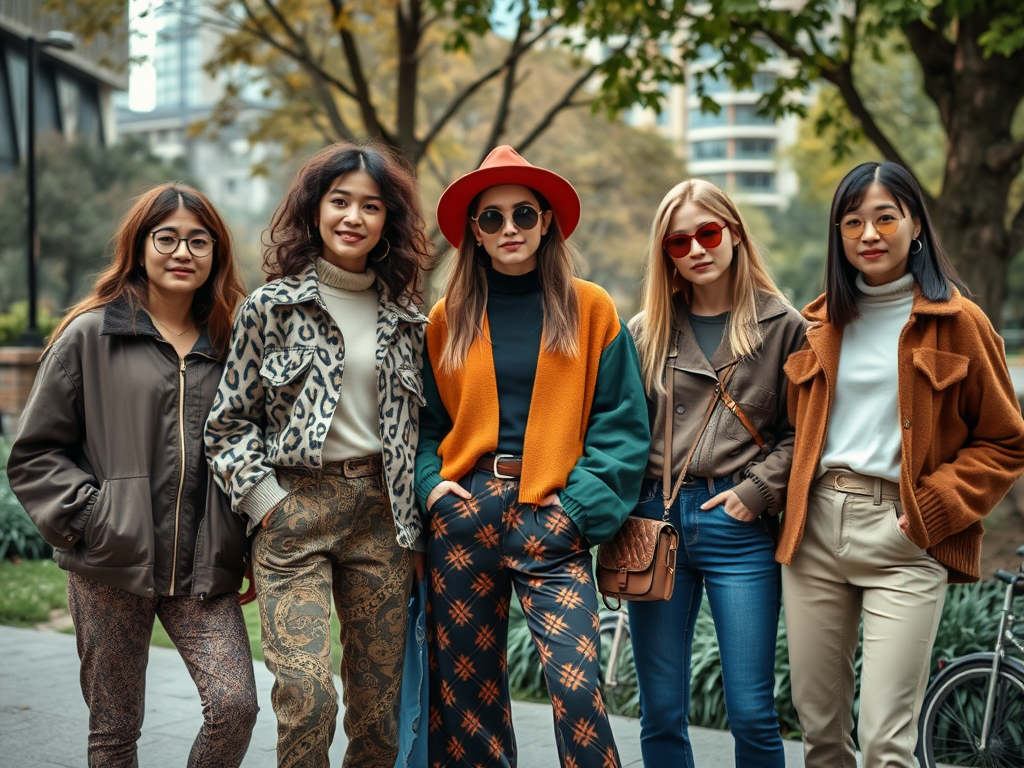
[781,286,1024,582]
[630,291,806,516]
[7,301,247,598]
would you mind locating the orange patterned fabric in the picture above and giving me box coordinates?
[426,279,620,505]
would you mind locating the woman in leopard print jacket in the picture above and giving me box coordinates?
[205,141,430,768]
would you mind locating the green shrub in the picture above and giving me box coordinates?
[0,301,59,346]
[0,558,67,625]
[0,438,51,560]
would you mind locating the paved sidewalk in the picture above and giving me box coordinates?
[0,624,804,767]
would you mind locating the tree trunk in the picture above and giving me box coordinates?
[907,11,1024,327]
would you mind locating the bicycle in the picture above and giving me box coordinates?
[598,608,638,716]
[917,544,1024,768]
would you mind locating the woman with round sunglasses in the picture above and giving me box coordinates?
[628,179,805,768]
[205,141,431,768]
[7,183,257,768]
[779,162,1024,767]
[416,145,649,768]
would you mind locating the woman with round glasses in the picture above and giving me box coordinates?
[627,178,804,767]
[415,145,649,767]
[7,183,257,767]
[779,162,1024,767]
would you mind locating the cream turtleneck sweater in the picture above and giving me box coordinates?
[315,257,383,461]
[820,272,915,483]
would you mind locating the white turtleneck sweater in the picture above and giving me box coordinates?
[315,257,383,461]
[819,272,915,483]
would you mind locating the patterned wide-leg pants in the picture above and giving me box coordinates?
[426,470,620,768]
[253,461,413,768]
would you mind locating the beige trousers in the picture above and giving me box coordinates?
[783,472,948,768]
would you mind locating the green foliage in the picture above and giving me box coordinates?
[0,136,185,316]
[0,559,67,626]
[0,438,51,561]
[0,302,60,347]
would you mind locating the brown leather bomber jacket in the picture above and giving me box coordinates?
[630,291,807,516]
[7,300,247,598]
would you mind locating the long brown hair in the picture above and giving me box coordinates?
[635,179,784,393]
[264,140,430,304]
[48,183,245,357]
[439,187,579,373]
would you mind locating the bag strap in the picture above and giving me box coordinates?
[719,384,768,453]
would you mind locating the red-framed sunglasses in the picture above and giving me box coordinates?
[662,221,725,259]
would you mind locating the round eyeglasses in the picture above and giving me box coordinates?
[149,231,216,258]
[837,211,905,240]
[472,206,544,235]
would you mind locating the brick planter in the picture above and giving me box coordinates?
[0,347,43,436]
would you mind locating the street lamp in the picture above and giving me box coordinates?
[21,30,76,347]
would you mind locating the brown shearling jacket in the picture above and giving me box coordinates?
[7,300,247,598]
[780,286,1024,583]
[630,291,807,516]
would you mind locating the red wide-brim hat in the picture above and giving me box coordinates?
[436,145,582,249]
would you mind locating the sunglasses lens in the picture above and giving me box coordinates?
[663,235,692,259]
[512,206,540,231]
[695,224,723,249]
[840,219,864,240]
[477,210,504,234]
[875,217,900,236]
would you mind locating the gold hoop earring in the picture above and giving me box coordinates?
[373,237,391,262]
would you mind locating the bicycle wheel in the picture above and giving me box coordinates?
[918,659,1024,768]
[598,612,639,717]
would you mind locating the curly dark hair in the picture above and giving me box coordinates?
[264,140,430,303]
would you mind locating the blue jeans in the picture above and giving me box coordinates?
[628,477,784,768]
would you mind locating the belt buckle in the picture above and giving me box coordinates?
[492,454,517,480]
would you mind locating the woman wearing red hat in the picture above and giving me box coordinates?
[416,145,650,767]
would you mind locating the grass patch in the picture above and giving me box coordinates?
[0,559,68,626]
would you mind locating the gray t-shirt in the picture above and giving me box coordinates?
[689,311,729,361]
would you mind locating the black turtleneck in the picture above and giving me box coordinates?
[486,264,543,454]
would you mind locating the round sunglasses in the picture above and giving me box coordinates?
[662,221,725,259]
[472,205,544,235]
[837,211,904,240]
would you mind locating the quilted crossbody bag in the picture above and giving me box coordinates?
[597,361,764,610]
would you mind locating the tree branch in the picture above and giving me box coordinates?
[417,14,561,158]
[329,0,394,145]
[902,16,956,132]
[478,6,533,164]
[987,138,1024,173]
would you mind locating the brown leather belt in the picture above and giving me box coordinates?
[284,454,383,479]
[474,453,523,479]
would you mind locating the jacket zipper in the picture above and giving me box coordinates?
[170,357,186,595]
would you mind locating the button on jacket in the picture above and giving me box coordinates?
[7,301,246,598]
[630,291,807,516]
[205,262,429,550]
[781,286,1024,582]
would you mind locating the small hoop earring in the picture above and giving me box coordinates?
[910,238,923,254]
[373,237,391,262]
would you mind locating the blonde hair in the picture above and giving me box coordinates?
[635,179,784,393]
[439,188,580,372]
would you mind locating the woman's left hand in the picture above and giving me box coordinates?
[700,489,757,522]
[237,563,257,606]
[539,492,562,508]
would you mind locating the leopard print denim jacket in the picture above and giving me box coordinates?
[205,263,428,549]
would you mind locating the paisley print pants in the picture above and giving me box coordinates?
[66,571,258,768]
[254,461,413,768]
[426,470,620,768]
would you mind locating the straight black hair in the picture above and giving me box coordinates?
[825,161,969,327]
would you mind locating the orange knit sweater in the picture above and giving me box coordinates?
[426,279,620,504]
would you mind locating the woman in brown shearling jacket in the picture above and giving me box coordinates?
[781,162,1024,768]
[7,183,256,768]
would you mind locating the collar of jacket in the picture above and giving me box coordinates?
[262,261,428,328]
[100,297,218,358]
[668,289,789,377]
[794,283,965,386]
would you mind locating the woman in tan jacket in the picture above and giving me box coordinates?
[781,161,1024,768]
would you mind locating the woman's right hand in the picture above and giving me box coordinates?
[426,480,471,511]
